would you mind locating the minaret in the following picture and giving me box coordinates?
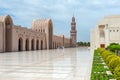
[70,16,77,47]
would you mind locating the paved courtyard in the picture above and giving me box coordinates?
[0,47,92,80]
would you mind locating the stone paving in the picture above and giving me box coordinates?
[0,47,92,80]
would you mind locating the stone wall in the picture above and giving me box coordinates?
[0,22,4,52]
[91,15,120,49]
[12,25,46,52]
[0,15,73,52]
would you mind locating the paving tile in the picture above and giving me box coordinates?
[0,47,91,80]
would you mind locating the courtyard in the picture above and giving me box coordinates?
[0,47,92,80]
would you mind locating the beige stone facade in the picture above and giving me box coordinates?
[0,15,77,52]
[91,15,120,49]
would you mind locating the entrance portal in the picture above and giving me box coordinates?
[100,44,105,48]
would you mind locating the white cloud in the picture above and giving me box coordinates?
[0,0,120,41]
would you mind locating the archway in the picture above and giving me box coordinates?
[18,38,23,51]
[53,42,54,49]
[25,39,29,51]
[4,16,13,52]
[55,42,56,49]
[31,39,34,50]
[100,30,105,48]
[41,40,43,50]
[36,40,39,50]
[99,25,105,48]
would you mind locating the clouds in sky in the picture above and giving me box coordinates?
[0,0,120,41]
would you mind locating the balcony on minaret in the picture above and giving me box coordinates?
[70,30,76,33]
[71,22,76,25]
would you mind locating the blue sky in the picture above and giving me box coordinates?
[0,0,120,42]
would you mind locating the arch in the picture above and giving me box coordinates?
[31,39,34,50]
[54,42,55,49]
[41,40,43,50]
[43,29,45,32]
[31,19,53,49]
[3,15,13,52]
[53,42,54,49]
[59,43,60,47]
[44,19,53,49]
[57,43,58,48]
[36,40,39,50]
[25,39,29,51]
[18,37,23,51]
[55,42,57,49]
[0,15,13,24]
[56,42,57,48]
[55,42,56,49]
[99,30,105,48]
[100,30,105,38]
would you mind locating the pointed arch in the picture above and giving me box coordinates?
[36,40,39,50]
[41,40,43,50]
[31,39,34,50]
[1,15,14,52]
[53,42,54,49]
[18,37,23,51]
[25,38,29,51]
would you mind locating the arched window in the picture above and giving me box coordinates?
[41,40,43,50]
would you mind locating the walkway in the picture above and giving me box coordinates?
[0,47,92,80]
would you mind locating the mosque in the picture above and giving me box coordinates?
[0,15,77,52]
[91,15,120,49]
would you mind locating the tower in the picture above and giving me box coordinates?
[70,16,77,47]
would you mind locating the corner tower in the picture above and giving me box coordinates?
[70,16,77,47]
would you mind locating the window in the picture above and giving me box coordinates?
[117,30,119,32]
[113,30,115,32]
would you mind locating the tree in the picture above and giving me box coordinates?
[114,65,120,80]
[77,41,90,47]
